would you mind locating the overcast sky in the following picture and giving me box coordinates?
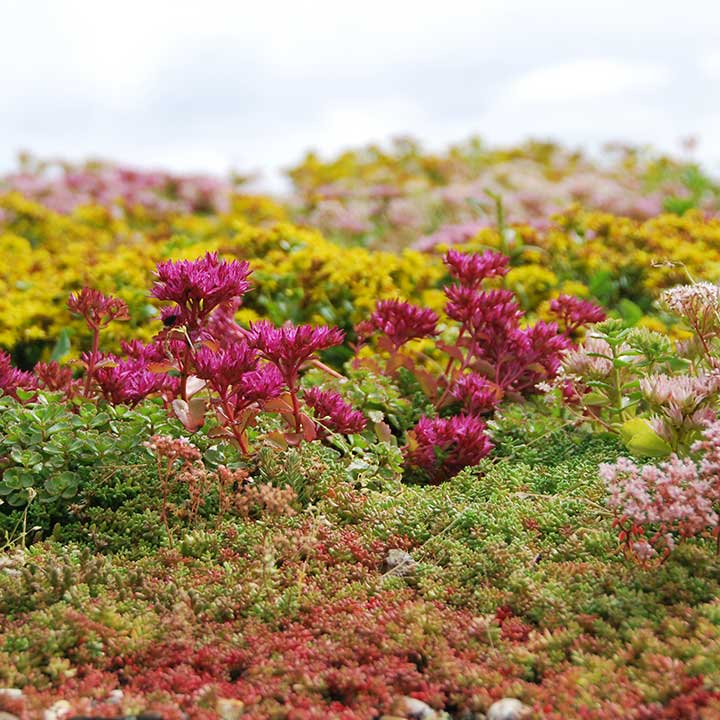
[2,0,719,189]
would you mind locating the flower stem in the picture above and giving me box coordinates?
[83,326,101,398]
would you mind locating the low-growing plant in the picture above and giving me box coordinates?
[557,280,720,457]
[354,248,604,481]
[600,420,720,564]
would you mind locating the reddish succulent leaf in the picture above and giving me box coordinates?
[172,397,207,432]
[185,375,206,398]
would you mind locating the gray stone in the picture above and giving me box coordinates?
[106,689,123,705]
[384,549,417,577]
[487,698,531,720]
[0,689,23,700]
[397,696,437,719]
[217,698,245,720]
[44,700,71,720]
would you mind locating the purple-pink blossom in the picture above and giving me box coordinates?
[303,387,367,437]
[550,294,606,334]
[0,351,38,401]
[246,320,345,389]
[225,364,285,411]
[151,252,251,330]
[67,287,129,330]
[194,341,259,395]
[444,286,521,331]
[404,414,494,483]
[451,374,502,414]
[356,299,438,349]
[94,356,168,406]
[443,249,509,288]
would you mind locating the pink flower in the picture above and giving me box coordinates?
[34,361,79,397]
[640,373,720,409]
[444,286,521,332]
[144,434,202,463]
[0,351,37,401]
[661,282,720,335]
[94,356,168,406]
[404,414,493,483]
[478,321,569,394]
[561,336,615,378]
[246,320,345,389]
[194,341,258,395]
[601,420,720,560]
[443,249,509,288]
[226,364,285,410]
[451,374,502,414]
[549,294,606,334]
[151,252,251,330]
[120,339,171,364]
[356,299,438,349]
[303,387,367,437]
[67,287,129,329]
[205,298,246,342]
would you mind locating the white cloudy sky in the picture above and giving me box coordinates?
[2,0,720,188]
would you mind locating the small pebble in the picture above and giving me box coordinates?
[384,549,417,577]
[487,698,531,720]
[0,690,23,701]
[217,697,245,720]
[396,696,437,719]
[44,700,71,720]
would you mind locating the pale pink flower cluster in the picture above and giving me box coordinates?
[661,282,720,318]
[641,372,720,446]
[143,434,202,464]
[561,336,617,378]
[600,420,720,560]
[640,373,720,407]
[661,282,720,343]
[1,160,232,216]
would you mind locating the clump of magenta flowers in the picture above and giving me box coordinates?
[0,247,603,483]
[3,252,365,458]
[355,248,604,482]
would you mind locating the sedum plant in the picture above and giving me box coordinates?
[355,248,604,482]
[557,280,720,457]
[601,420,720,564]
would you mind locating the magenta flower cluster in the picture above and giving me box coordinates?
[443,248,509,288]
[303,387,368,438]
[356,248,602,482]
[51,253,363,452]
[151,252,251,332]
[246,320,345,390]
[0,350,37,400]
[0,250,367,455]
[451,373,502,415]
[549,294,607,334]
[94,356,173,407]
[356,299,438,350]
[404,414,494,484]
[67,287,130,330]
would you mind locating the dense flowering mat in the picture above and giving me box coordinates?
[1,140,720,719]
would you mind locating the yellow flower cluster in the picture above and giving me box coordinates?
[0,195,445,359]
[3,185,720,363]
[454,208,720,301]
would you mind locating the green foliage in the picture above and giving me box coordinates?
[0,394,180,542]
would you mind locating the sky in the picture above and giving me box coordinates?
[2,0,720,189]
